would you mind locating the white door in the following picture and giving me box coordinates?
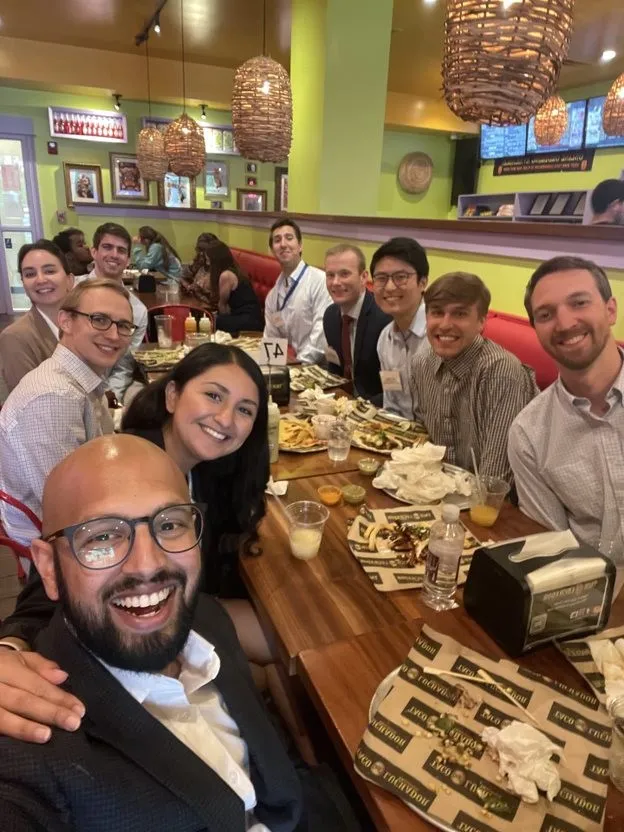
[0,132,43,314]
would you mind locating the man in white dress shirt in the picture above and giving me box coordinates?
[371,237,429,417]
[509,256,624,560]
[75,222,148,403]
[263,218,331,364]
[0,435,303,830]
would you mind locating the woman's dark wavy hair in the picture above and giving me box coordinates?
[203,239,248,300]
[122,343,269,553]
[18,239,69,274]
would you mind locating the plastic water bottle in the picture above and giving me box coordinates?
[423,504,465,611]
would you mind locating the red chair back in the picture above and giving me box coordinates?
[0,491,42,580]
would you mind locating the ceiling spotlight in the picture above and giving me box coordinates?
[200,104,207,121]
[423,0,437,5]
[113,93,122,112]
[154,14,161,35]
[601,49,617,64]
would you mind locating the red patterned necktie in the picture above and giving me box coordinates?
[341,314,353,380]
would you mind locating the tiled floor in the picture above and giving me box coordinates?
[0,547,20,621]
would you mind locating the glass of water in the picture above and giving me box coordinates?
[327,420,353,463]
[154,314,173,349]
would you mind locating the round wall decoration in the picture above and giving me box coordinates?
[398,152,434,194]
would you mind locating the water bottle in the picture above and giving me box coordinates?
[423,504,465,611]
[267,397,280,464]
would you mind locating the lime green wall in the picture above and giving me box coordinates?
[0,86,276,252]
[378,129,454,219]
[477,80,624,195]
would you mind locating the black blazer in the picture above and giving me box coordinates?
[0,598,302,832]
[323,291,391,407]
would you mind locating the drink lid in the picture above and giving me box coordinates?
[441,503,460,523]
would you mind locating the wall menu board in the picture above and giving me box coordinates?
[480,123,527,160]
[526,99,587,154]
[585,96,624,149]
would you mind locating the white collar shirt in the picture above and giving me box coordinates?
[376,302,427,418]
[37,308,60,340]
[102,630,271,832]
[263,260,332,364]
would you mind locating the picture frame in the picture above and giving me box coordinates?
[236,188,267,212]
[157,172,197,209]
[110,153,149,201]
[204,159,230,198]
[63,163,104,207]
[50,107,127,143]
[203,123,238,155]
[246,162,257,173]
[246,176,257,186]
[274,166,288,212]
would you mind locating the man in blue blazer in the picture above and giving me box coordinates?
[0,435,356,831]
[323,244,391,406]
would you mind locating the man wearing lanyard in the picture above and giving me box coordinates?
[371,237,429,418]
[263,218,331,364]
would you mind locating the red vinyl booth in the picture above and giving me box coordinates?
[230,247,280,308]
[483,312,559,390]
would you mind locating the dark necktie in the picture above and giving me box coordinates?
[341,314,353,380]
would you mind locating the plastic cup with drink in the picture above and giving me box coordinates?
[154,314,174,349]
[469,476,510,528]
[285,500,329,560]
[327,420,353,463]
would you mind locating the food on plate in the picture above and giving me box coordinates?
[361,517,477,566]
[373,442,473,503]
[133,347,186,368]
[352,422,409,451]
[278,418,321,450]
[289,365,347,392]
[317,485,342,506]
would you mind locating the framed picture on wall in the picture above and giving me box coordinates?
[204,160,230,198]
[63,163,103,207]
[274,166,288,212]
[110,153,149,201]
[236,188,267,212]
[157,172,197,209]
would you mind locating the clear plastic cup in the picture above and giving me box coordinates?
[154,314,174,349]
[469,476,510,527]
[285,500,329,560]
[327,420,353,463]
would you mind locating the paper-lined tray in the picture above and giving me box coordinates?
[289,365,348,392]
[557,624,624,705]
[356,624,608,831]
[347,504,480,593]
[346,400,429,454]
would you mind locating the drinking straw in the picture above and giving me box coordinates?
[470,447,484,503]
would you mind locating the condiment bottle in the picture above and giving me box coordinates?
[422,503,465,611]
[267,397,280,464]
[184,312,197,334]
[199,313,212,336]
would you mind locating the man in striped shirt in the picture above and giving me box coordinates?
[410,272,538,483]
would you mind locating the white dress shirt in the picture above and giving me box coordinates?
[0,344,113,545]
[264,260,332,364]
[38,309,60,340]
[74,273,148,400]
[102,630,271,832]
[376,302,427,417]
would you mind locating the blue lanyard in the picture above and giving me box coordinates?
[278,264,308,312]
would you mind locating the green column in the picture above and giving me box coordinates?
[289,0,393,216]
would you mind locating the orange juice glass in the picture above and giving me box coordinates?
[469,476,509,528]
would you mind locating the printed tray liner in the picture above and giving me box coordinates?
[347,504,480,593]
[355,624,610,832]
[346,400,429,454]
[289,365,348,392]
[557,624,624,706]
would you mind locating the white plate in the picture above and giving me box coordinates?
[375,463,475,510]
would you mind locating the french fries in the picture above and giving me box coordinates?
[278,418,320,449]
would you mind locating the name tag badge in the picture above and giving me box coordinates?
[325,347,340,365]
[271,313,285,330]
[380,370,403,392]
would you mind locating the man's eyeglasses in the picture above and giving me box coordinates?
[371,271,418,289]
[70,310,137,338]
[45,503,205,570]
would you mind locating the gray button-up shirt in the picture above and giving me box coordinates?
[376,303,427,418]
[509,356,624,561]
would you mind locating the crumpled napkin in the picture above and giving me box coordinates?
[265,477,288,497]
[372,441,473,503]
[481,721,561,804]
[297,386,335,402]
[589,638,624,707]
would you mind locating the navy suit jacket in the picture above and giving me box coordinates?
[0,598,302,832]
[323,291,391,407]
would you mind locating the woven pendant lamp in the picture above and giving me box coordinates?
[603,73,624,137]
[442,0,576,126]
[164,0,205,178]
[534,94,568,145]
[231,0,292,162]
[136,42,168,180]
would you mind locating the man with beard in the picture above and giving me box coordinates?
[0,435,303,830]
[509,256,624,559]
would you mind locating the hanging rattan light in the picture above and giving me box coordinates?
[164,0,205,178]
[603,73,624,137]
[442,0,576,126]
[534,94,568,145]
[231,0,292,162]
[136,41,168,180]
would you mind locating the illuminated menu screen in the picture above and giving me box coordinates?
[480,124,527,160]
[585,96,624,149]
[526,99,587,154]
